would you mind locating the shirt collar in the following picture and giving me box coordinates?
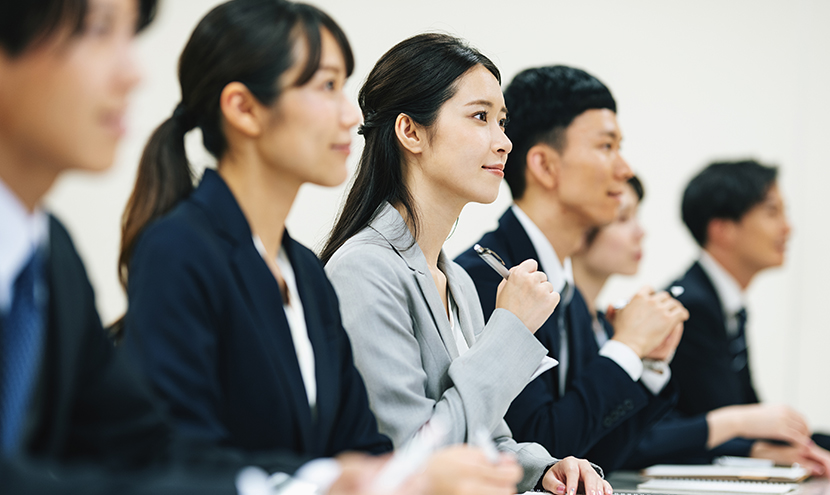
[0,177,49,313]
[510,204,573,294]
[698,250,745,316]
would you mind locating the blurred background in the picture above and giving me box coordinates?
[45,0,830,429]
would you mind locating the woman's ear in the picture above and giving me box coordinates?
[219,82,265,138]
[394,113,425,155]
[525,143,560,190]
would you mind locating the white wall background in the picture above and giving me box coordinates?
[45,0,830,429]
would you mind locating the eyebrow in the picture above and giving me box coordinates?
[465,99,508,114]
[598,130,622,140]
[317,64,345,74]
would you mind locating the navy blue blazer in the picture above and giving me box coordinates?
[124,169,391,459]
[670,262,758,417]
[456,208,675,471]
[10,215,307,493]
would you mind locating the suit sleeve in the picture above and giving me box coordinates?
[123,221,232,446]
[458,248,674,472]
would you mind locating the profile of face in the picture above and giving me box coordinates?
[729,183,791,271]
[0,0,141,174]
[408,64,511,206]
[554,109,633,227]
[256,28,360,189]
[579,182,644,277]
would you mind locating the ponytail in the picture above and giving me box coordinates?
[118,104,195,290]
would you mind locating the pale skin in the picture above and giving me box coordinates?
[515,109,687,359]
[394,64,608,495]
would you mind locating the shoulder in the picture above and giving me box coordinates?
[133,202,218,264]
[327,227,410,278]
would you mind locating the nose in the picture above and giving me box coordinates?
[341,93,361,130]
[117,40,142,94]
[634,220,646,241]
[615,153,633,180]
[494,126,513,156]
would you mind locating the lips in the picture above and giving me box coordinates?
[332,143,351,155]
[483,164,505,177]
[100,108,126,137]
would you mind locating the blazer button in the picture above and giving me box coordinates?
[624,399,634,411]
[603,417,613,428]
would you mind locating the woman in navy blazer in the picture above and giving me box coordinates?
[117,0,390,461]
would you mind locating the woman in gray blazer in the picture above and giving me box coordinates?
[322,33,612,495]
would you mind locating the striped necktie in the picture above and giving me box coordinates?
[729,307,748,372]
[0,248,46,454]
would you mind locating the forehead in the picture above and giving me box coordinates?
[448,64,505,107]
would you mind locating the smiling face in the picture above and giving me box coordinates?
[579,182,644,278]
[256,28,359,189]
[412,64,512,207]
[554,108,633,228]
[729,183,791,271]
[0,0,141,176]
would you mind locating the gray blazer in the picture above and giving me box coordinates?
[325,203,557,491]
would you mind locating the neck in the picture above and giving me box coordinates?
[571,257,609,316]
[0,138,60,211]
[704,246,756,290]
[515,193,588,264]
[398,170,465,269]
[218,150,300,261]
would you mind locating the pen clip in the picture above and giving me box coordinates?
[473,244,511,279]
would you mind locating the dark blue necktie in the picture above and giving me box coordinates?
[729,307,748,372]
[0,248,46,454]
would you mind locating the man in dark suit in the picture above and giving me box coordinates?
[662,160,830,473]
[456,65,688,472]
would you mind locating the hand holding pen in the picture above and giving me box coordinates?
[474,244,559,334]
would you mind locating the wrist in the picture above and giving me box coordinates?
[611,335,644,358]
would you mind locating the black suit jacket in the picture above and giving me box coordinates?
[671,261,758,417]
[123,169,391,459]
[623,261,761,467]
[8,215,306,493]
[455,208,675,471]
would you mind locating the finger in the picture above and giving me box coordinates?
[636,286,654,297]
[533,270,549,284]
[543,468,567,494]
[580,461,604,495]
[603,479,614,495]
[517,258,539,273]
[565,459,580,495]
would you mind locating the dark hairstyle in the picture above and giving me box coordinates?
[0,0,156,56]
[119,0,353,293]
[502,65,616,200]
[584,175,645,247]
[681,159,778,247]
[320,33,499,263]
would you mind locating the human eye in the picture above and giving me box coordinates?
[499,116,508,130]
[84,11,116,37]
[473,110,488,122]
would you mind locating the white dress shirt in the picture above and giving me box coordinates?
[698,250,747,338]
[253,236,317,409]
[511,204,670,395]
[0,177,48,315]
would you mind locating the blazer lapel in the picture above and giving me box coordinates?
[283,235,335,452]
[193,170,315,452]
[369,204,460,359]
[441,256,476,346]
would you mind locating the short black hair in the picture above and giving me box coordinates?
[503,65,617,199]
[0,0,157,57]
[681,159,779,247]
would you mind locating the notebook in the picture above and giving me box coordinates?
[641,464,810,483]
[636,479,798,495]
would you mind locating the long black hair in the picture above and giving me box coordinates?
[320,33,499,263]
[119,0,353,291]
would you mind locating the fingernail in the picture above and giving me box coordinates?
[570,489,576,495]
[556,485,566,494]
